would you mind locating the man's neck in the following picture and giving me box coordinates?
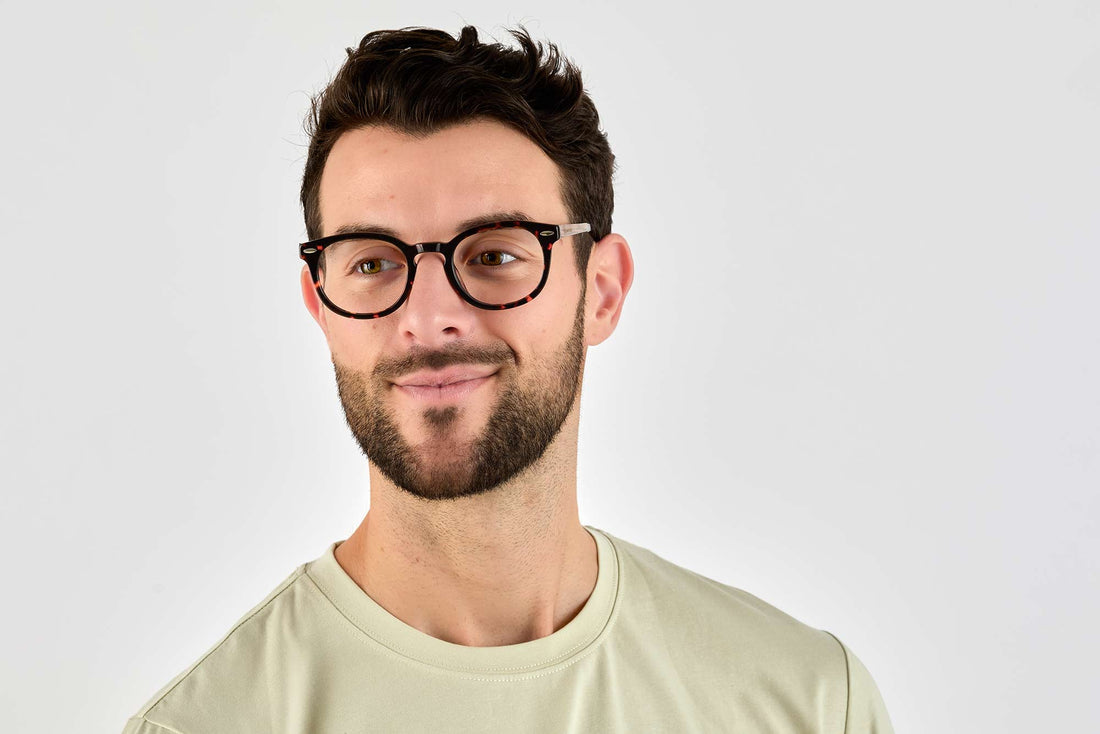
[333,436,598,647]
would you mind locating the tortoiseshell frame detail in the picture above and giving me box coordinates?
[299,220,591,320]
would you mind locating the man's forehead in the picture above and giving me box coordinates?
[317,121,565,239]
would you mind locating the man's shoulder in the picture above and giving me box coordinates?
[601,527,816,623]
[598,528,843,665]
[125,558,321,732]
[596,528,894,732]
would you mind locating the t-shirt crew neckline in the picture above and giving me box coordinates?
[305,525,621,677]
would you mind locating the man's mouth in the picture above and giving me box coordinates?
[392,367,499,402]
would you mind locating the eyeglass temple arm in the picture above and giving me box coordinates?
[559,223,592,238]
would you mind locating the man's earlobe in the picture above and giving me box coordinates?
[584,234,634,346]
[301,265,329,335]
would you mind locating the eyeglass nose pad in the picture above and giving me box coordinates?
[410,242,449,269]
[407,249,456,299]
[410,249,448,278]
[411,251,445,264]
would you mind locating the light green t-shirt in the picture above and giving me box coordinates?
[123,526,893,733]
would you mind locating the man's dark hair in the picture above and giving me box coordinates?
[300,25,615,275]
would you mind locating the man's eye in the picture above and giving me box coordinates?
[355,258,400,275]
[470,251,517,267]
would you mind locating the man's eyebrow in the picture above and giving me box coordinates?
[330,210,534,241]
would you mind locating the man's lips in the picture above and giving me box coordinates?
[392,366,500,402]
[393,366,499,388]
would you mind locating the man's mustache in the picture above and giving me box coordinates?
[372,343,516,380]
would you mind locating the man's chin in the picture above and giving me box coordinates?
[386,463,493,502]
[401,409,493,446]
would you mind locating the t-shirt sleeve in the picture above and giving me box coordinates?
[830,635,895,734]
[121,716,179,734]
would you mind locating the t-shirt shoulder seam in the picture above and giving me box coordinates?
[137,564,309,717]
[127,715,184,734]
[822,630,852,734]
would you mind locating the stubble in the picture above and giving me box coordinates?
[333,297,586,501]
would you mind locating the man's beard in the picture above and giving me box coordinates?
[333,297,586,501]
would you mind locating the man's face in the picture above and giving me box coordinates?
[304,120,589,501]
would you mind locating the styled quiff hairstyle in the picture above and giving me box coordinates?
[300,25,615,274]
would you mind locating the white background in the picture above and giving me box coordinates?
[1,1,1097,732]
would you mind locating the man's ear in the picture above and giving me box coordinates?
[584,233,634,346]
[301,265,330,338]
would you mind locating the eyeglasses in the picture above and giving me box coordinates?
[299,220,591,319]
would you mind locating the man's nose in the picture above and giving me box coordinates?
[394,252,477,348]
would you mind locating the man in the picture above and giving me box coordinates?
[124,25,893,733]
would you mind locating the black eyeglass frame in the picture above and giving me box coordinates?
[299,220,592,319]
